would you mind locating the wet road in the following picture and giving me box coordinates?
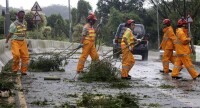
[21,50,200,108]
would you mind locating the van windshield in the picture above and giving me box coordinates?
[133,25,145,35]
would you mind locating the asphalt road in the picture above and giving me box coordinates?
[21,50,200,108]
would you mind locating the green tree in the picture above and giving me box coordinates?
[101,7,141,45]
[25,11,34,31]
[71,8,78,26]
[47,14,63,37]
[148,0,200,45]
[72,24,83,42]
[97,0,145,19]
[76,0,92,24]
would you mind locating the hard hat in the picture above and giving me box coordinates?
[87,12,97,20]
[127,19,135,25]
[177,18,187,26]
[163,19,171,25]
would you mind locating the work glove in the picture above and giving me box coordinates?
[137,39,142,42]
[5,43,9,48]
[77,43,83,49]
[128,46,133,51]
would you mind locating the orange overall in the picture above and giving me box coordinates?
[76,25,99,73]
[160,26,176,73]
[171,27,199,79]
[10,21,29,73]
[121,28,135,78]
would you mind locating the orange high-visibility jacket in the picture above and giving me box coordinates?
[160,26,176,50]
[174,28,191,54]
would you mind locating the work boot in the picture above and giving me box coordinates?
[121,76,131,80]
[128,75,131,79]
[172,76,182,79]
[21,73,27,76]
[193,74,200,80]
[160,69,172,73]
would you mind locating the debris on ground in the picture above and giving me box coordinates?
[77,92,139,108]
[0,73,17,108]
[79,60,120,82]
[29,53,67,72]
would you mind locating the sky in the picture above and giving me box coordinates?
[0,0,98,11]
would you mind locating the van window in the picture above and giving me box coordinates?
[133,26,144,35]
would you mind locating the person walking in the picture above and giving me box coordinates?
[5,10,29,75]
[76,12,99,73]
[171,18,200,79]
[159,19,176,73]
[121,19,140,80]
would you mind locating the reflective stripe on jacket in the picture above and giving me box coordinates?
[84,27,96,41]
[13,21,27,37]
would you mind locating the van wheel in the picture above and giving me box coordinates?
[142,51,148,61]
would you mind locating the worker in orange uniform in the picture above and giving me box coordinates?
[76,12,99,73]
[121,19,141,80]
[171,18,200,79]
[159,19,176,73]
[5,10,29,75]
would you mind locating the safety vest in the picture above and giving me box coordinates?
[121,28,134,48]
[13,21,27,37]
[84,27,96,41]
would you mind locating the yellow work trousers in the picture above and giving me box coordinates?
[162,49,176,73]
[172,55,199,79]
[11,40,29,73]
[121,48,135,77]
[77,40,99,72]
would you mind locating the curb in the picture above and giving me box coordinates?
[15,75,27,108]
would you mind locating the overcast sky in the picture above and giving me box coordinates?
[0,0,98,11]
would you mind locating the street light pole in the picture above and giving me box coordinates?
[68,0,72,42]
[156,0,160,49]
[4,0,10,36]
